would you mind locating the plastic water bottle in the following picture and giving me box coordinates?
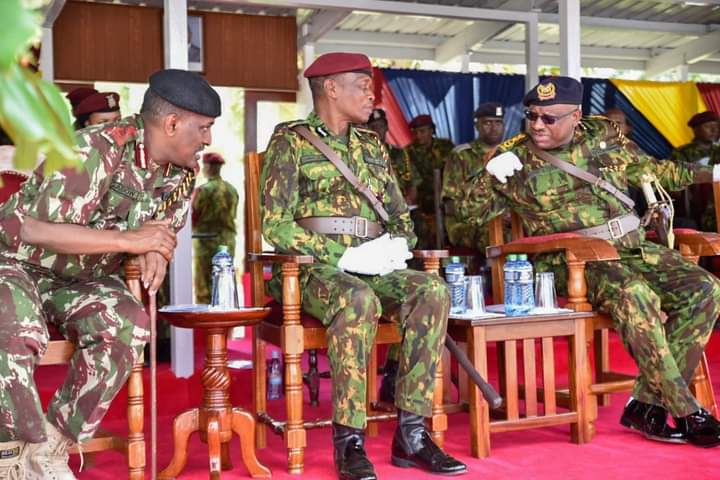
[446,256,466,315]
[268,351,283,400]
[210,245,238,310]
[503,254,518,315]
[515,254,535,315]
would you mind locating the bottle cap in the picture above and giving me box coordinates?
[271,350,280,359]
[518,254,528,261]
[450,256,461,263]
[507,254,517,261]
[217,245,229,253]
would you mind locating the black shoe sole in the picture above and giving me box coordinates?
[391,455,467,476]
[620,418,688,444]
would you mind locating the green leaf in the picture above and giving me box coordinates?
[0,0,38,70]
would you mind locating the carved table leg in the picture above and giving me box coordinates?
[207,412,222,479]
[159,409,200,479]
[221,442,233,471]
[232,408,271,478]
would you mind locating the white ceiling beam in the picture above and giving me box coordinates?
[645,30,720,77]
[322,29,443,48]
[538,13,716,34]
[315,42,435,61]
[234,0,538,22]
[435,20,510,64]
[689,61,720,75]
[298,8,350,46]
[41,0,66,27]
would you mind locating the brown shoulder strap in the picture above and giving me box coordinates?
[526,141,635,210]
[292,125,390,223]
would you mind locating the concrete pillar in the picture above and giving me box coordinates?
[525,15,539,92]
[559,0,582,79]
[298,41,315,117]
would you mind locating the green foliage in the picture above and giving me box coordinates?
[0,0,78,173]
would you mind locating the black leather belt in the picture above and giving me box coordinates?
[296,216,384,239]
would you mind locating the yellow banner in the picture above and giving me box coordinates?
[611,79,708,149]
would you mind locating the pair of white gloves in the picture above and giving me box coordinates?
[487,152,720,183]
[337,233,413,276]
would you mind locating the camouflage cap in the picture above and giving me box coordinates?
[473,102,504,119]
[148,69,221,118]
[523,76,583,107]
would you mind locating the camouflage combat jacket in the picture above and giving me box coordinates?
[261,112,416,267]
[0,115,194,280]
[387,143,421,198]
[192,175,239,246]
[407,137,455,213]
[442,139,494,243]
[670,140,720,166]
[463,117,711,252]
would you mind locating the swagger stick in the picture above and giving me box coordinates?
[149,293,158,479]
[445,336,502,409]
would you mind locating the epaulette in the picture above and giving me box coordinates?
[98,123,137,147]
[452,143,472,153]
[584,115,629,147]
[355,125,381,140]
[498,132,528,152]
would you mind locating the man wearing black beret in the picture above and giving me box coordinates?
[464,75,720,449]
[0,69,221,477]
[442,102,505,252]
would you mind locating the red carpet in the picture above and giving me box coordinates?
[37,332,720,480]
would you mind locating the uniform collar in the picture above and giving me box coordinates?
[307,111,356,143]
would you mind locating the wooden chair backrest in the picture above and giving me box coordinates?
[244,151,266,309]
[487,212,525,304]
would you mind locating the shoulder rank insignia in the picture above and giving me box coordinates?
[498,132,527,152]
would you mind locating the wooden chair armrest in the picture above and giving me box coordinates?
[486,234,620,263]
[248,252,314,264]
[674,231,720,258]
[412,249,449,259]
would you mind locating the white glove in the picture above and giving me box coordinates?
[486,151,523,184]
[713,164,720,182]
[386,236,413,270]
[338,234,395,275]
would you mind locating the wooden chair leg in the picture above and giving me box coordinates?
[429,345,447,448]
[593,329,611,407]
[127,358,145,480]
[569,318,591,444]
[253,336,267,449]
[691,352,718,417]
[303,349,321,407]
[467,328,490,458]
[367,344,379,438]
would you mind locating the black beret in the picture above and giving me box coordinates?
[148,69,221,118]
[523,76,583,107]
[368,108,387,123]
[474,102,504,119]
[688,111,719,128]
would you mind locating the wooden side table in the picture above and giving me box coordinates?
[446,309,593,458]
[158,306,272,479]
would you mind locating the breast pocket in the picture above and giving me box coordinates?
[363,157,389,197]
[299,155,344,195]
[101,182,146,229]
[526,166,574,210]
[594,149,629,192]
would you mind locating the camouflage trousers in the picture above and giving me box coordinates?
[585,242,720,417]
[277,264,449,429]
[0,258,149,443]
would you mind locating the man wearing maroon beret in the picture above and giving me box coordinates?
[406,114,454,248]
[71,91,122,130]
[670,110,720,229]
[261,52,466,479]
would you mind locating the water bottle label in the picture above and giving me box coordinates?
[517,270,533,282]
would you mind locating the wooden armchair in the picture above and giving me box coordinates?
[245,152,448,474]
[0,171,145,479]
[485,212,717,440]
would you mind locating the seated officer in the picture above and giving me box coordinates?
[443,102,505,251]
[261,52,466,480]
[0,69,221,478]
[464,76,720,448]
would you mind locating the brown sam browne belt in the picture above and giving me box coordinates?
[573,213,641,241]
[296,216,384,239]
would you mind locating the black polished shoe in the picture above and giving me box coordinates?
[379,360,399,404]
[620,398,686,444]
[391,410,467,476]
[675,409,720,448]
[332,423,377,480]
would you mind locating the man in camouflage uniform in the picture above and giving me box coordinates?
[464,76,720,448]
[261,52,466,480]
[670,111,720,230]
[407,115,454,249]
[0,69,221,478]
[192,152,239,303]
[442,102,505,252]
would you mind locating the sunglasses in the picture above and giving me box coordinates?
[524,109,578,125]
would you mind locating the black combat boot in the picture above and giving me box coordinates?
[379,359,399,404]
[332,423,377,480]
[674,409,720,448]
[391,409,467,476]
[620,398,686,443]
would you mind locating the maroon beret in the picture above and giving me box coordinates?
[74,92,120,116]
[66,87,98,110]
[409,114,434,129]
[688,111,719,128]
[303,52,372,78]
[203,152,225,165]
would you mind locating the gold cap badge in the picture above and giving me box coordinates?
[536,83,556,101]
[106,94,117,109]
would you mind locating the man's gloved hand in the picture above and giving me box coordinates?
[386,236,413,270]
[338,233,396,275]
[486,152,523,184]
